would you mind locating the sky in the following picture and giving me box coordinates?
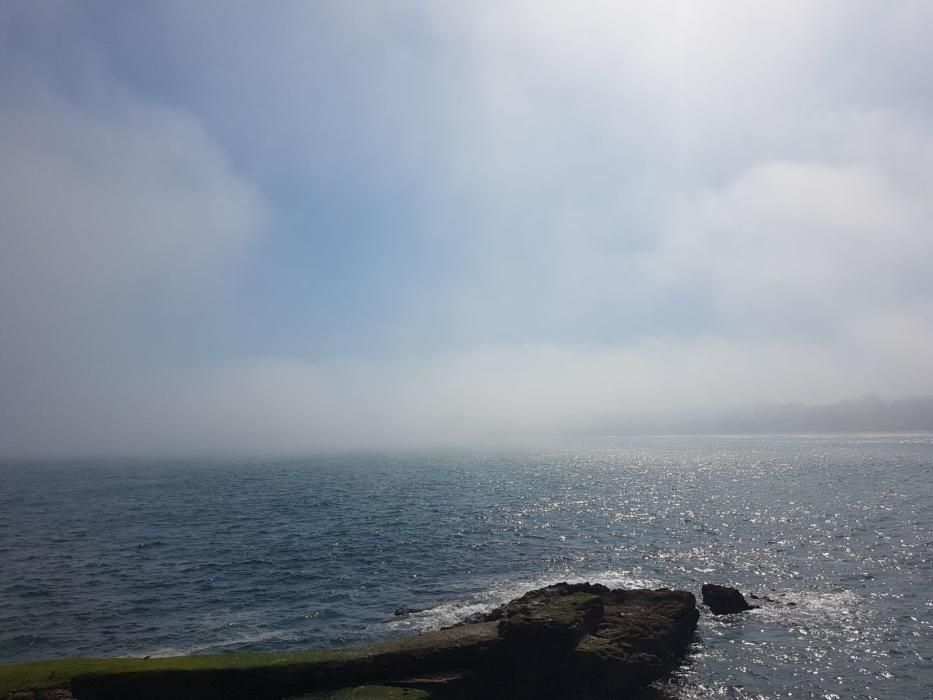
[2,1,933,456]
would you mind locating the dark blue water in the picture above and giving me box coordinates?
[2,435,931,698]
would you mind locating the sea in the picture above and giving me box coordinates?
[1,435,931,699]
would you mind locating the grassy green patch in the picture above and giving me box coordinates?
[534,592,602,623]
[0,647,359,696]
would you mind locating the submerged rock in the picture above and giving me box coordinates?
[748,593,776,603]
[393,606,428,617]
[701,584,758,614]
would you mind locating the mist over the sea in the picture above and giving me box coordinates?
[3,2,933,457]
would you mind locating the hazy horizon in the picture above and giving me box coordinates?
[3,2,933,458]
[3,393,932,461]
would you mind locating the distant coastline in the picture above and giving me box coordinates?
[578,394,933,437]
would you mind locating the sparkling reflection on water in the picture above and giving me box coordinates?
[1,435,931,698]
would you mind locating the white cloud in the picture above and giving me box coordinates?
[648,158,933,329]
[3,2,933,456]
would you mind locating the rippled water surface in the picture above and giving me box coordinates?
[2,435,932,698]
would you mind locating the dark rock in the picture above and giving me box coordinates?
[701,584,758,614]
[480,582,699,698]
[570,587,699,699]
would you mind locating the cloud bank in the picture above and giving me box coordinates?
[2,2,933,456]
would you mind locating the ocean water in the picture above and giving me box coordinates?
[1,435,931,699]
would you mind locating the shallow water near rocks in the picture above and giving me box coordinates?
[2,435,931,698]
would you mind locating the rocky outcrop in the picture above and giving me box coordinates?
[12,584,699,700]
[472,583,699,698]
[701,584,757,615]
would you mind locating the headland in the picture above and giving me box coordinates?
[1,582,700,699]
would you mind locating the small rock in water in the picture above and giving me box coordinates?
[749,593,776,603]
[701,583,758,614]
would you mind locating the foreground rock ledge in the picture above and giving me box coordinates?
[6,583,699,700]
